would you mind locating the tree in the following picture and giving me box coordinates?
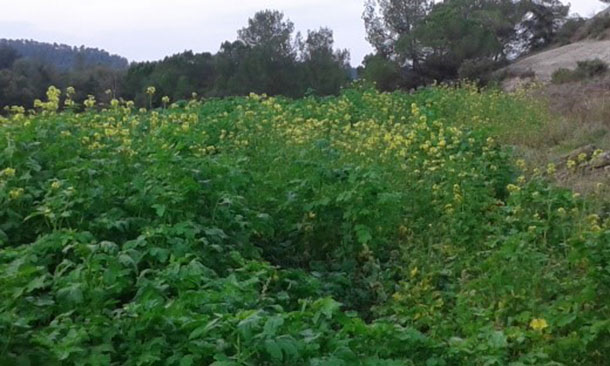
[520,0,570,50]
[0,46,19,69]
[409,0,519,81]
[237,10,296,59]
[232,10,302,96]
[360,54,404,91]
[363,0,432,67]
[361,0,570,87]
[299,28,350,95]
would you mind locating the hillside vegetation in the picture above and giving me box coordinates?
[0,85,609,365]
[0,39,128,71]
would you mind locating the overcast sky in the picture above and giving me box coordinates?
[1,0,608,66]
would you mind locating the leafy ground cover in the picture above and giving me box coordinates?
[0,85,609,365]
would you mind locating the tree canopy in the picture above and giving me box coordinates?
[361,0,572,87]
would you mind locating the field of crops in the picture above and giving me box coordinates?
[1,85,609,365]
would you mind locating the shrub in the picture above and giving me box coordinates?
[552,59,609,84]
[577,58,609,77]
[458,57,501,85]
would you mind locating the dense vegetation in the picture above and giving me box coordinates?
[1,85,609,365]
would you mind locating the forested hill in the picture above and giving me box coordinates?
[0,39,129,71]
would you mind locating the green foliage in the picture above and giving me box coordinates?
[359,54,405,91]
[0,85,609,365]
[362,0,571,88]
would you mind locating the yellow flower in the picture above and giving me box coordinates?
[1,167,16,177]
[161,96,170,105]
[547,163,556,175]
[146,86,156,95]
[578,153,588,162]
[84,95,96,108]
[9,188,24,200]
[530,318,548,331]
[516,159,527,170]
[410,267,419,278]
[51,181,61,190]
[567,159,576,169]
[506,184,520,193]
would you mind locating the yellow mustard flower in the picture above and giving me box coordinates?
[9,188,24,200]
[1,167,16,177]
[530,318,548,331]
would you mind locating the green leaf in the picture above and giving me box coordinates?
[180,355,194,366]
[263,316,284,336]
[355,224,372,244]
[57,284,83,305]
[189,318,221,340]
[488,330,508,349]
[152,204,166,217]
[265,339,283,361]
[26,275,48,292]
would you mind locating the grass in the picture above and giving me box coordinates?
[0,84,609,365]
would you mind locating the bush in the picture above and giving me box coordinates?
[552,68,581,84]
[552,59,609,84]
[577,58,609,77]
[458,58,502,85]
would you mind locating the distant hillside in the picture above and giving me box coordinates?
[0,39,129,71]
[504,40,610,81]
[502,7,610,83]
